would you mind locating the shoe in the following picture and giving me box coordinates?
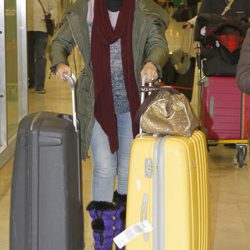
[113,191,127,250]
[224,144,236,149]
[35,89,46,94]
[28,80,34,89]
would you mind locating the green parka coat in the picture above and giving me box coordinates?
[50,0,169,159]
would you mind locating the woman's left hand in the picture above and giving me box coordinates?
[141,62,158,83]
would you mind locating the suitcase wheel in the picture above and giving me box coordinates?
[235,145,247,168]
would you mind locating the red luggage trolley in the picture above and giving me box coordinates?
[194,13,250,168]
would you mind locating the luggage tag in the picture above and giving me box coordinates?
[113,220,153,249]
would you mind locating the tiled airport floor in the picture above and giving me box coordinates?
[1,15,250,250]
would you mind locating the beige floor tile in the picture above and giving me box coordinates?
[212,230,250,250]
[0,188,10,250]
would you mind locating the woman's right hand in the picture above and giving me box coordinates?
[56,63,72,80]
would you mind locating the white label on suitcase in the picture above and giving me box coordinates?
[113,220,153,248]
[136,180,141,190]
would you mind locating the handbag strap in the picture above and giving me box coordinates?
[221,0,235,16]
[37,0,48,16]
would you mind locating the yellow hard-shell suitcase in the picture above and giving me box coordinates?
[126,130,210,250]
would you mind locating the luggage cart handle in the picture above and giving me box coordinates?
[63,74,78,132]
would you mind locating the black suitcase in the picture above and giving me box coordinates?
[10,75,84,250]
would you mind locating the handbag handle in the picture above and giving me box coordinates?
[137,78,179,133]
[221,0,234,16]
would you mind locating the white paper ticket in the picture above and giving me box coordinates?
[113,220,153,249]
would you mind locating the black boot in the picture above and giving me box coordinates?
[113,191,127,250]
[87,201,117,250]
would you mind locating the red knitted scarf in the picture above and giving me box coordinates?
[91,0,140,153]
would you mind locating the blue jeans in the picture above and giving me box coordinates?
[90,112,133,202]
[27,31,48,90]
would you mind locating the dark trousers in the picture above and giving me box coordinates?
[27,31,48,90]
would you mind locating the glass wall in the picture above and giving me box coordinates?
[0,0,7,154]
[0,0,27,165]
[5,0,18,139]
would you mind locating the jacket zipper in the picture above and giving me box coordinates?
[65,16,94,158]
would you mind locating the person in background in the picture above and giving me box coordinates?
[27,0,57,94]
[236,28,250,94]
[49,0,169,249]
[186,0,199,20]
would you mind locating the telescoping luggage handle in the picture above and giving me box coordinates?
[140,75,165,103]
[140,75,148,134]
[139,75,162,133]
[140,75,157,103]
[63,74,78,132]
